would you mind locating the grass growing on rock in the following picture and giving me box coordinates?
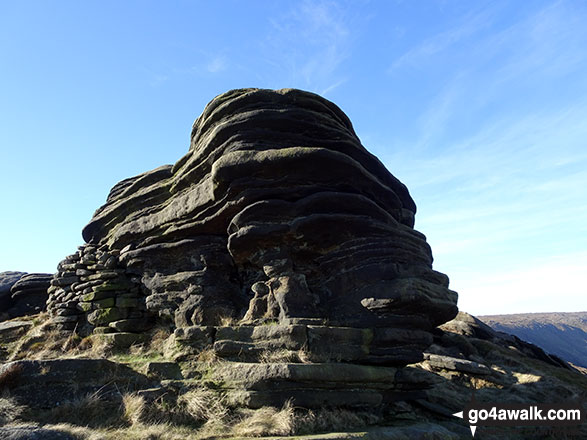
[0,394,24,424]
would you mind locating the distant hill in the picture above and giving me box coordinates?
[478,312,587,368]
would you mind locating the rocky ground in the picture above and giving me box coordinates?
[0,311,585,439]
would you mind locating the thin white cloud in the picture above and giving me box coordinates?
[389,6,497,72]
[384,90,587,315]
[263,0,354,91]
[206,55,228,73]
[320,77,348,96]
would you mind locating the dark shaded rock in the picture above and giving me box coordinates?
[0,320,33,343]
[0,359,153,409]
[145,361,183,380]
[0,271,26,317]
[7,273,51,318]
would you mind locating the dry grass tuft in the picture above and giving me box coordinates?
[258,347,312,364]
[0,363,23,390]
[232,400,295,437]
[195,348,222,367]
[8,324,65,361]
[179,387,229,423]
[258,349,299,364]
[218,315,238,327]
[39,391,121,427]
[122,392,147,426]
[49,422,202,440]
[148,327,172,351]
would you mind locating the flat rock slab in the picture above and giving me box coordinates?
[92,332,147,348]
[213,362,439,409]
[424,353,491,375]
[213,362,399,389]
[0,320,33,341]
[0,359,153,409]
[0,425,77,440]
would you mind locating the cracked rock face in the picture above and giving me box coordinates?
[74,88,457,341]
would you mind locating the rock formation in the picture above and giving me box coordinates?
[0,272,51,320]
[46,88,458,368]
[1,89,585,440]
[0,272,26,315]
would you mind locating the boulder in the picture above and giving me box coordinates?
[0,271,26,317]
[46,89,457,361]
[6,273,52,318]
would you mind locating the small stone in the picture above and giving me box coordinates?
[77,302,93,312]
[108,318,153,332]
[93,326,116,334]
[81,290,116,302]
[93,332,146,348]
[74,280,102,292]
[65,253,80,262]
[92,281,132,292]
[84,270,124,281]
[87,307,126,325]
[86,263,107,270]
[76,269,93,276]
[52,276,79,287]
[105,256,118,269]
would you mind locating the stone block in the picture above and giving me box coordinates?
[87,307,126,325]
[145,361,182,380]
[108,318,152,333]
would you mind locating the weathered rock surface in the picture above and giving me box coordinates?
[0,359,153,409]
[45,88,458,369]
[9,273,51,318]
[0,272,26,317]
[1,272,50,320]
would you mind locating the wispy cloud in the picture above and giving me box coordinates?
[206,55,228,73]
[262,0,355,94]
[381,2,587,314]
[396,100,587,313]
[389,6,496,72]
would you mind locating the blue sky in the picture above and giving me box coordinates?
[1,0,585,315]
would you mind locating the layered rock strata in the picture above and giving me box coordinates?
[0,271,26,317]
[48,88,458,367]
[1,272,51,320]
